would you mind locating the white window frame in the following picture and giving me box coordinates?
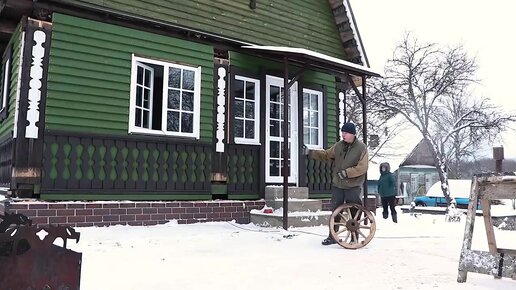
[0,57,10,112]
[265,75,298,184]
[234,75,260,145]
[302,88,323,149]
[129,54,201,138]
[134,62,154,130]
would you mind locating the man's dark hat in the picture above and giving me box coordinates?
[340,122,356,135]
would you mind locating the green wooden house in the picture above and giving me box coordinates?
[0,0,379,201]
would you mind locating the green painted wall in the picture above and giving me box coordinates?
[62,0,346,59]
[230,51,337,146]
[0,23,22,138]
[47,13,214,140]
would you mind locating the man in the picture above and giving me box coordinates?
[305,122,368,245]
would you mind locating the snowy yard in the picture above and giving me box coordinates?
[68,205,516,290]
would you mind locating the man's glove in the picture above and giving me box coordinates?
[337,170,347,180]
[302,144,310,156]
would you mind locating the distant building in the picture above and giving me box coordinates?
[394,139,439,203]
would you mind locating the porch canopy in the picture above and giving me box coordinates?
[241,45,381,229]
[241,45,381,78]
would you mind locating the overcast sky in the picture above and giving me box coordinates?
[351,0,516,160]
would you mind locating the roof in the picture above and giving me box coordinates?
[426,179,472,198]
[400,139,436,167]
[241,45,381,77]
[0,1,370,69]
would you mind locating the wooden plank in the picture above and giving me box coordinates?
[457,176,480,282]
[458,249,516,279]
[499,248,516,255]
[479,182,516,200]
[480,199,498,253]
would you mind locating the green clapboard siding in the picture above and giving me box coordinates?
[63,0,346,59]
[0,23,22,138]
[47,13,214,140]
[230,51,337,146]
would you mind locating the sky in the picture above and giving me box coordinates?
[65,203,516,289]
[350,0,516,161]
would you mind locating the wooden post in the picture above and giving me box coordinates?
[493,147,504,173]
[457,177,479,282]
[458,175,516,282]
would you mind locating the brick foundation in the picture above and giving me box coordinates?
[2,200,266,228]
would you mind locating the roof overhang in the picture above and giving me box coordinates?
[241,45,382,78]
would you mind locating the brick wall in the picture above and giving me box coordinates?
[3,200,266,228]
[321,199,332,211]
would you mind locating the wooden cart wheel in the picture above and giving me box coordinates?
[329,203,376,249]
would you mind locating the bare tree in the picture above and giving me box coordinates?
[370,33,516,205]
[345,90,408,163]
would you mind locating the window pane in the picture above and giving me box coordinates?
[143,89,150,109]
[270,86,280,102]
[311,128,319,145]
[270,159,279,176]
[167,111,179,132]
[137,66,143,84]
[270,103,280,119]
[168,89,180,109]
[181,112,193,133]
[270,141,280,158]
[235,79,244,99]
[303,111,309,126]
[182,91,194,111]
[144,69,152,87]
[135,108,142,127]
[246,82,255,100]
[245,101,255,118]
[168,67,181,88]
[310,94,318,110]
[245,121,254,139]
[182,70,195,90]
[270,120,280,137]
[235,100,244,118]
[303,130,310,145]
[234,119,244,138]
[143,110,150,128]
[303,92,309,108]
[136,86,143,107]
[310,111,318,127]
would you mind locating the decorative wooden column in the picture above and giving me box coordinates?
[12,18,52,198]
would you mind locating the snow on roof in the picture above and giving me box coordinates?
[402,165,436,169]
[426,179,472,198]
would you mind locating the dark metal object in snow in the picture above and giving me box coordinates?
[457,175,516,282]
[0,213,82,289]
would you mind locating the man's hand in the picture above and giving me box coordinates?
[337,170,347,180]
[302,145,310,155]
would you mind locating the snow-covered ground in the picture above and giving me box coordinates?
[68,203,516,290]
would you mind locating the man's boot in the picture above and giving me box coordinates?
[382,211,388,219]
[321,236,336,245]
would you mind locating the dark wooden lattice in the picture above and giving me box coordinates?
[41,131,212,194]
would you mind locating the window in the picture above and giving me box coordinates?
[129,55,201,138]
[233,75,260,144]
[0,45,12,120]
[302,88,323,148]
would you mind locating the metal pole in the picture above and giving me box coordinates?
[493,147,504,173]
[361,75,368,205]
[282,57,289,230]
